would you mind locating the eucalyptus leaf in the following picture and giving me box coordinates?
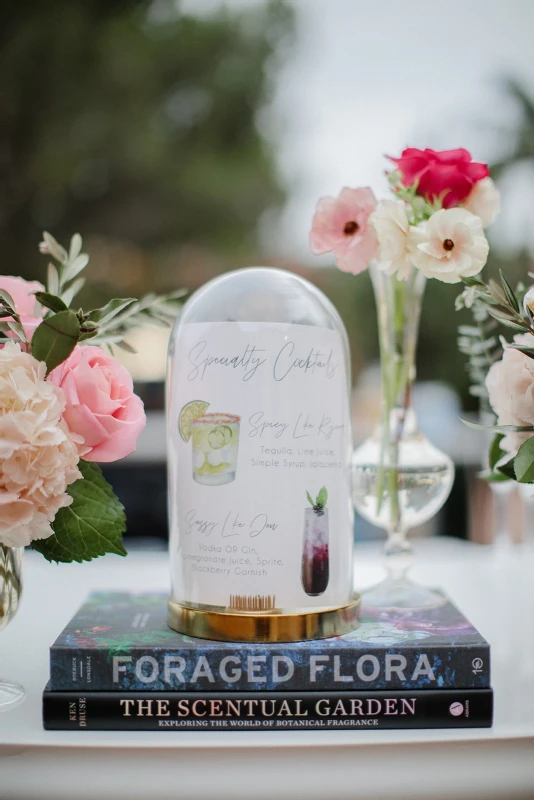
[47,262,59,295]
[32,460,127,563]
[488,313,528,333]
[61,277,86,307]
[115,339,137,353]
[88,298,136,325]
[69,233,82,262]
[514,437,534,483]
[31,310,80,373]
[488,279,508,306]
[42,231,67,264]
[63,253,89,283]
[0,289,16,311]
[7,319,26,341]
[499,270,520,313]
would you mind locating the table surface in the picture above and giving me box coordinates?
[1,537,534,800]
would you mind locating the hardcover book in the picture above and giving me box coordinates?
[43,687,493,731]
[49,592,490,692]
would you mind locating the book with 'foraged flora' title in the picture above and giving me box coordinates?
[49,592,490,692]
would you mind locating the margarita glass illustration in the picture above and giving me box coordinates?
[301,487,330,596]
[179,402,240,486]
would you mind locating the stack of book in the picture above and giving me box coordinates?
[43,592,493,730]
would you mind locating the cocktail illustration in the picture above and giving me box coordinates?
[178,402,240,486]
[301,487,330,596]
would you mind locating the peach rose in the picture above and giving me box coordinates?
[49,346,146,462]
[0,275,45,340]
[486,334,534,454]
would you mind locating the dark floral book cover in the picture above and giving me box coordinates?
[49,592,490,692]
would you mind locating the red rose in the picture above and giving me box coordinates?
[389,148,489,208]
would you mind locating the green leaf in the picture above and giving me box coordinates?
[316,486,328,508]
[481,470,511,483]
[34,292,68,313]
[510,343,534,360]
[31,310,80,373]
[462,418,534,433]
[497,458,517,480]
[489,434,506,471]
[514,437,534,483]
[488,279,508,306]
[499,270,520,313]
[88,298,136,325]
[78,330,99,342]
[306,491,314,507]
[487,311,527,333]
[32,460,127,563]
[462,277,486,287]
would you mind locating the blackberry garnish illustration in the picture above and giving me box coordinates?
[307,487,328,514]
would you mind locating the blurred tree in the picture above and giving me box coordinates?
[0,0,292,294]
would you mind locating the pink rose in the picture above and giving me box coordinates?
[309,186,378,274]
[49,346,146,463]
[389,148,489,209]
[0,275,45,339]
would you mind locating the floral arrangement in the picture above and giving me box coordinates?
[309,147,500,544]
[0,233,184,562]
[457,272,534,485]
[309,147,499,282]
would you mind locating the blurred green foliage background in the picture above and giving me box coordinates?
[1,0,533,409]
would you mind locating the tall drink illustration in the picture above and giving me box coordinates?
[301,487,330,597]
[191,412,240,485]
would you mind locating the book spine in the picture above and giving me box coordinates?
[43,688,493,731]
[49,644,491,692]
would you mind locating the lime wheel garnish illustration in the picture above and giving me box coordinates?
[178,400,210,442]
[208,425,233,450]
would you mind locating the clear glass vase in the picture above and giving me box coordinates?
[352,264,455,609]
[0,544,24,710]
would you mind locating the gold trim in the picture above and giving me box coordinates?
[167,595,361,643]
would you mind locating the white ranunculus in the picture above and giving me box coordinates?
[0,342,82,547]
[486,333,534,454]
[370,200,414,280]
[411,208,489,284]
[463,177,500,227]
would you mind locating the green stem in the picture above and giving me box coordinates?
[371,265,425,537]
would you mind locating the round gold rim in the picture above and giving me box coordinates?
[167,595,361,643]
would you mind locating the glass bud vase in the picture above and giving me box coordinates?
[0,544,24,710]
[352,264,455,609]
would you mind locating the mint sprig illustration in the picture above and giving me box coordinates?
[306,487,328,515]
